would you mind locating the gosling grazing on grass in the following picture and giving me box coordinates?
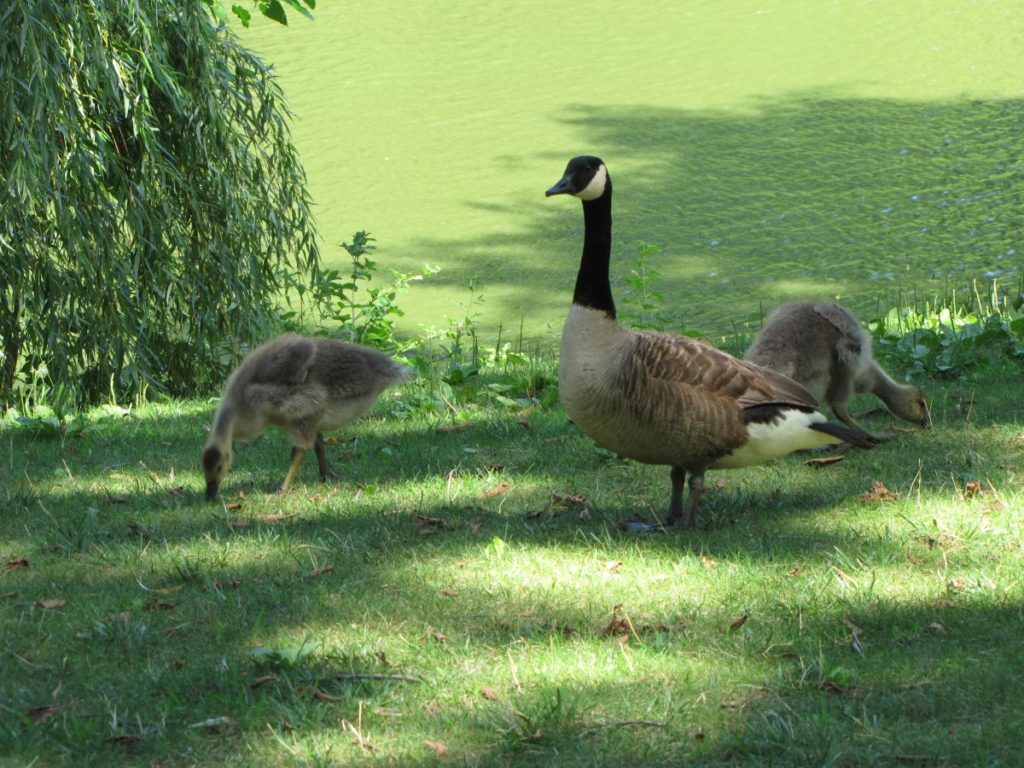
[546,156,872,529]
[201,334,408,500]
[744,301,930,442]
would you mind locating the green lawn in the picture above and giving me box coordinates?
[2,365,1022,765]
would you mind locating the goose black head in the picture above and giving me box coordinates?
[546,156,609,201]
[201,444,232,501]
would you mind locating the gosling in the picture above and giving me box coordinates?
[201,334,409,500]
[744,301,929,443]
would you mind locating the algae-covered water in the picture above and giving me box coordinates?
[248,1,1024,341]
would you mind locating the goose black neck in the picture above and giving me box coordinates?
[572,187,616,319]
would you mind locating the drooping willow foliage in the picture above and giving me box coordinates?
[0,0,319,408]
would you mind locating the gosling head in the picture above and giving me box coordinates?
[201,444,232,501]
[546,156,609,201]
[893,385,931,429]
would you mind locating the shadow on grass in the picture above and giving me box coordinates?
[403,93,1023,339]
[2,371,1021,763]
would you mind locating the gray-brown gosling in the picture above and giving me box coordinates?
[546,156,872,529]
[201,334,409,500]
[744,301,929,443]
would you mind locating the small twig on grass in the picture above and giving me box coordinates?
[580,719,667,738]
[327,673,423,684]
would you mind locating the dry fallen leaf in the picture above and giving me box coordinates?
[423,700,442,716]
[858,480,901,502]
[787,566,802,577]
[152,584,184,595]
[701,555,718,569]
[927,622,946,634]
[441,589,459,598]
[478,482,512,500]
[106,734,142,746]
[552,491,587,507]
[599,605,634,640]
[841,615,863,634]
[729,615,749,632]
[311,688,342,702]
[713,477,727,491]
[3,557,29,572]
[310,565,334,578]
[2,591,18,600]
[481,687,501,701]
[804,455,845,468]
[36,599,66,610]
[27,704,63,723]
[431,631,447,644]
[604,560,624,573]
[963,481,984,499]
[187,716,235,732]
[225,502,243,511]
[423,739,449,758]
[249,675,277,689]
[435,422,473,433]
[143,599,176,611]
[982,500,1006,512]
[256,512,299,523]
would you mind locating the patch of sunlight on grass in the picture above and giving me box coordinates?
[763,278,850,300]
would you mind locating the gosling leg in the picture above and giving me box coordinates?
[314,433,339,482]
[832,404,888,444]
[278,446,307,494]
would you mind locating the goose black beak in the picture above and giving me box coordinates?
[205,479,219,501]
[545,176,574,197]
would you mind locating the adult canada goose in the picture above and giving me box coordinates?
[744,301,929,442]
[201,334,408,500]
[546,156,872,528]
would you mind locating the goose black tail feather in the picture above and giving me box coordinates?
[809,421,875,449]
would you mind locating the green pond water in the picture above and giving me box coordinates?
[248,1,1024,343]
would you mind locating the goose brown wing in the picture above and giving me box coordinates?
[633,330,820,411]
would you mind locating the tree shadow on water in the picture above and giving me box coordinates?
[423,93,1023,338]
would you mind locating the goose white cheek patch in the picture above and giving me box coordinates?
[574,165,608,201]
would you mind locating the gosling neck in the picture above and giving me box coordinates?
[208,402,236,449]
[572,186,616,319]
[868,364,910,406]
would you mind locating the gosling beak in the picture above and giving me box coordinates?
[545,175,575,197]
[205,479,219,501]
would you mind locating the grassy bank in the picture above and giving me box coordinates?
[2,359,1022,765]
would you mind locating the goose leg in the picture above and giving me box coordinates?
[278,446,307,493]
[666,466,686,525]
[314,433,339,482]
[681,472,704,529]
[666,467,705,529]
